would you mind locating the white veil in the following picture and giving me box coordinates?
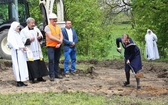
[7,21,24,50]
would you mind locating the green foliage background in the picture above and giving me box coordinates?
[0,4,8,23]
[64,0,113,59]
[27,0,42,24]
[131,0,168,58]
[27,0,168,60]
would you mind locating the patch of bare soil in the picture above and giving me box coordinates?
[0,59,168,99]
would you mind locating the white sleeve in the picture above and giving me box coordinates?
[20,29,27,44]
[44,26,51,33]
[7,33,19,50]
[145,35,147,42]
[153,34,158,42]
[35,27,43,38]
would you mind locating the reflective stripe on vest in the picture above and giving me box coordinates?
[46,24,61,47]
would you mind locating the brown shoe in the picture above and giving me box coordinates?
[70,72,75,76]
[63,72,70,77]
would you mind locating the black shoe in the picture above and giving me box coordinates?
[55,75,63,79]
[137,86,141,90]
[22,83,28,86]
[50,77,55,81]
[29,79,37,84]
[17,82,23,87]
[123,81,130,86]
[37,77,46,82]
[20,82,28,86]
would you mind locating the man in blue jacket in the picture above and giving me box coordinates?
[62,20,78,76]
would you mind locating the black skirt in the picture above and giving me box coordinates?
[27,60,48,79]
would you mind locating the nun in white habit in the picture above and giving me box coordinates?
[145,29,159,60]
[7,21,29,87]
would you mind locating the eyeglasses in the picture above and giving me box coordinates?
[50,19,57,21]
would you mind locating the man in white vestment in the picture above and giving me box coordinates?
[20,17,48,83]
[145,29,160,60]
[7,21,29,87]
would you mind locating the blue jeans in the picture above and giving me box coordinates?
[64,47,76,73]
[47,47,61,78]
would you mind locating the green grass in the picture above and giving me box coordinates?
[0,92,167,105]
[72,24,132,61]
[59,62,93,72]
[106,24,132,60]
[0,92,107,105]
[111,24,132,36]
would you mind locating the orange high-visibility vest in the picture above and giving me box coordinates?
[46,24,61,47]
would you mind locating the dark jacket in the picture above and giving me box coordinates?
[116,38,142,72]
[62,28,78,52]
[116,38,134,51]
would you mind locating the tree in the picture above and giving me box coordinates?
[64,0,113,58]
[98,0,132,24]
[131,0,168,58]
[27,0,42,25]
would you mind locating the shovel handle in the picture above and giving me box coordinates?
[117,49,121,54]
[127,63,135,74]
[117,49,125,58]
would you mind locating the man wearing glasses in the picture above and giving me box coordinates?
[44,13,63,81]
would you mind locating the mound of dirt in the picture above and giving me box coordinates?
[142,61,168,80]
[0,60,11,71]
[0,59,168,99]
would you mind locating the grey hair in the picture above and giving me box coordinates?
[26,17,35,24]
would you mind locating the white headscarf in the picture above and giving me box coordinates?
[7,21,24,50]
[146,29,157,42]
[9,21,20,32]
[147,29,151,33]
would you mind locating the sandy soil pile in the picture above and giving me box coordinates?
[0,60,167,99]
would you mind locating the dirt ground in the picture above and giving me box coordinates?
[0,59,168,99]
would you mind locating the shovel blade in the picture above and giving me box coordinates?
[135,73,144,78]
